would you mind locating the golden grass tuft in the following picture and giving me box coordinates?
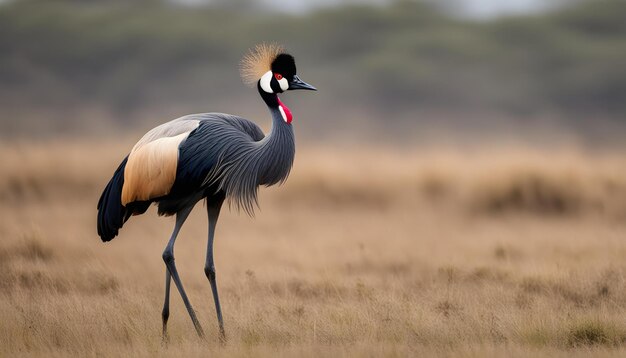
[472,172,584,215]
[0,232,54,263]
[567,319,626,347]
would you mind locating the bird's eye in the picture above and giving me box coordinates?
[274,73,283,80]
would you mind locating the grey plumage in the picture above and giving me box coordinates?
[173,110,294,215]
[206,112,294,214]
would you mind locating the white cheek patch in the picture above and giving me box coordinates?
[278,77,289,91]
[260,71,273,93]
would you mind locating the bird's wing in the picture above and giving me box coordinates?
[121,116,201,205]
[121,113,265,205]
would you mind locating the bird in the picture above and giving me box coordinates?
[96,43,316,341]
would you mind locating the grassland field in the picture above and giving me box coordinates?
[1,140,626,357]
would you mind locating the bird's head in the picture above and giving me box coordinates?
[240,43,316,94]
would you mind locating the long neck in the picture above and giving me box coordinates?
[256,85,295,186]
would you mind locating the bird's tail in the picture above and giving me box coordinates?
[97,156,130,242]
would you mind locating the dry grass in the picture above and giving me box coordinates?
[1,140,626,357]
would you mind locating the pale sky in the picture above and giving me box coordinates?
[176,0,562,18]
[257,0,557,17]
[446,0,562,18]
[0,0,565,18]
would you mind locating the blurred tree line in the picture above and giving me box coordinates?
[0,0,624,142]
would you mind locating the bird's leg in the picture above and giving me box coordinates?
[204,198,226,342]
[162,206,205,338]
[161,269,171,343]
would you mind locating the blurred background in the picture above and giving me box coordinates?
[1,0,625,147]
[2,1,626,356]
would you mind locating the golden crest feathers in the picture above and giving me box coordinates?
[240,43,285,87]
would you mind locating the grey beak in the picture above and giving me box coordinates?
[289,75,317,91]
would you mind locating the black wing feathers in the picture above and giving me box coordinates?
[97,156,129,242]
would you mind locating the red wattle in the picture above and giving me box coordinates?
[277,97,293,124]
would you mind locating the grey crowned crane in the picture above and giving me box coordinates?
[96,43,316,341]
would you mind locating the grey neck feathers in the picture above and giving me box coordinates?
[210,100,295,215]
[257,105,295,187]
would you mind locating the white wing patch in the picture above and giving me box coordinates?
[131,117,200,152]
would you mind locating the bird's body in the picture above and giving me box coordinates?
[98,110,293,240]
[96,43,315,340]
